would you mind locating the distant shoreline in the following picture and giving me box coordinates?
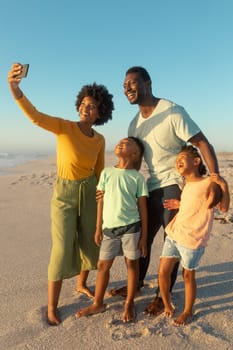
[1,150,233,177]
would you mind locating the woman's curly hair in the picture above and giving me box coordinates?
[75,83,114,126]
[180,145,207,175]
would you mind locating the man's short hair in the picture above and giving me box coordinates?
[125,66,151,83]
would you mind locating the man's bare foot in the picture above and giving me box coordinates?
[47,310,61,326]
[173,312,193,326]
[164,303,175,318]
[76,286,94,298]
[108,286,141,298]
[108,285,128,297]
[144,296,164,316]
[122,302,136,323]
[75,303,106,318]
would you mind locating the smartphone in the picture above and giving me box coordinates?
[16,64,29,79]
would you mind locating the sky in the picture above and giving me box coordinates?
[1,0,233,153]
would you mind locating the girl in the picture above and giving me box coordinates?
[159,145,229,326]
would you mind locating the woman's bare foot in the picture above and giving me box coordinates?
[75,303,106,318]
[76,286,94,298]
[164,303,175,318]
[47,309,61,326]
[174,311,193,326]
[122,302,136,323]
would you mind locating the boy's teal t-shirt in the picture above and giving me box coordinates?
[97,166,148,229]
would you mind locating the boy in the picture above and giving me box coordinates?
[76,137,148,322]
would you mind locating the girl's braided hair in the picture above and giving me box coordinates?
[180,145,207,175]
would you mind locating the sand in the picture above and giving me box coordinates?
[0,153,233,350]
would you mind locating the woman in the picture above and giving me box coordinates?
[8,63,114,325]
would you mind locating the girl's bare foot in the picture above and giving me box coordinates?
[76,286,94,298]
[47,310,61,326]
[75,303,106,318]
[174,311,193,326]
[122,302,136,323]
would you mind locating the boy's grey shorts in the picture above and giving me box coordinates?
[99,231,141,260]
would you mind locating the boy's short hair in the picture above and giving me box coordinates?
[128,136,144,158]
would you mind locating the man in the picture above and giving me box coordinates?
[110,66,219,316]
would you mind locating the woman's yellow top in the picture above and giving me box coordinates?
[16,95,105,180]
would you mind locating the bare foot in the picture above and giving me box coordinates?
[108,285,128,297]
[174,312,193,326]
[76,286,94,298]
[144,296,164,316]
[164,303,175,318]
[47,310,61,326]
[108,286,141,298]
[122,302,136,323]
[75,303,106,318]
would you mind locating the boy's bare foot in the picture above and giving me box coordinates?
[144,296,164,316]
[164,303,175,318]
[122,302,136,323]
[173,312,193,326]
[47,310,61,326]
[75,303,106,318]
[76,286,94,298]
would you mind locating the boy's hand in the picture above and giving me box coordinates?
[138,238,147,258]
[95,229,103,247]
[163,199,180,210]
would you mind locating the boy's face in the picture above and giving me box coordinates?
[115,138,139,159]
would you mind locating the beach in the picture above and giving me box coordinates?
[0,152,233,350]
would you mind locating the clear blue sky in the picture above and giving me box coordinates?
[1,0,233,153]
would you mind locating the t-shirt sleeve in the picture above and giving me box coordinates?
[171,105,201,141]
[137,174,148,198]
[97,169,106,191]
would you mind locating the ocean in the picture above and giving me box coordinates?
[0,152,53,175]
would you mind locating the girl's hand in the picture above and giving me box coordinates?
[163,199,180,210]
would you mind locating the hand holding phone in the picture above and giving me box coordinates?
[14,64,29,79]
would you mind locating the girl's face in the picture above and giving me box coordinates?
[78,96,100,125]
[176,152,197,176]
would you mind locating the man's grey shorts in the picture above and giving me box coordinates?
[99,231,141,260]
